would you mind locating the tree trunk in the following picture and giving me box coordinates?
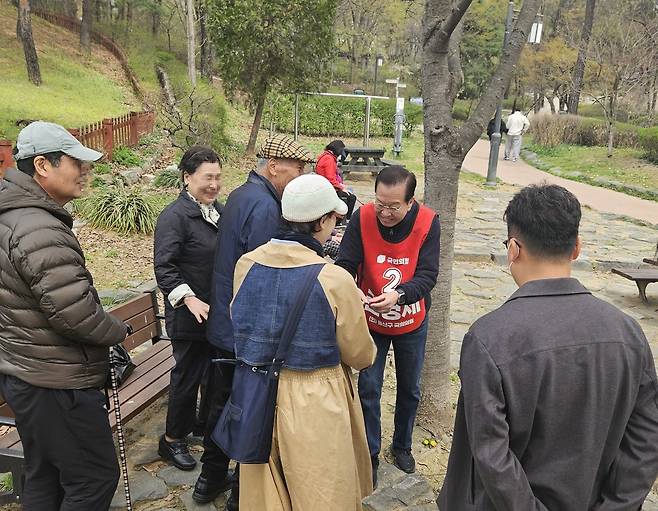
[127,0,133,26]
[567,0,596,114]
[152,0,161,35]
[551,0,568,34]
[247,93,267,155]
[198,0,212,80]
[80,0,92,55]
[94,0,101,23]
[419,0,541,434]
[18,0,41,86]
[607,120,614,157]
[186,0,196,86]
[350,46,357,84]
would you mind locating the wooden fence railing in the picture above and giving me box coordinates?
[0,111,156,173]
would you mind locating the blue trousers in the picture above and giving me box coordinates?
[358,320,428,457]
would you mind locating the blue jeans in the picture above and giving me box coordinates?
[358,320,428,457]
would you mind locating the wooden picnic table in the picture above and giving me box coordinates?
[611,267,658,303]
[340,147,394,176]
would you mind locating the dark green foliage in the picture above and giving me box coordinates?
[153,168,182,189]
[639,127,658,163]
[451,100,472,121]
[207,0,338,108]
[460,0,506,100]
[0,473,12,493]
[93,162,111,175]
[90,176,106,188]
[77,187,162,234]
[112,146,143,167]
[264,95,425,138]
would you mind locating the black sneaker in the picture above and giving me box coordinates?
[371,455,379,489]
[192,474,233,504]
[158,435,197,471]
[226,489,239,510]
[390,446,415,474]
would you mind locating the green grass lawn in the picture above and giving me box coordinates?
[0,1,139,140]
[525,140,658,198]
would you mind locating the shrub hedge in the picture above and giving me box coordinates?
[529,113,641,149]
[263,95,433,138]
[639,127,658,163]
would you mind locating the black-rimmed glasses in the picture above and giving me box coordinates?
[503,238,522,249]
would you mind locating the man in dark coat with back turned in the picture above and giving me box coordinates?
[0,121,129,510]
[193,135,314,507]
[439,184,658,510]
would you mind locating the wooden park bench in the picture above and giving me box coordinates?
[611,267,658,303]
[0,289,172,505]
[341,147,394,176]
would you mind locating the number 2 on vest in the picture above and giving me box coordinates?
[382,268,402,293]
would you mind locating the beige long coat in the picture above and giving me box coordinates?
[233,241,377,511]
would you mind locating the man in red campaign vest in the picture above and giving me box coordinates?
[336,166,440,486]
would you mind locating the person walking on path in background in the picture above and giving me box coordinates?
[335,166,440,486]
[487,117,508,141]
[315,139,357,219]
[504,108,530,162]
[154,146,223,472]
[234,175,376,510]
[0,122,129,510]
[439,184,658,510]
[193,135,314,508]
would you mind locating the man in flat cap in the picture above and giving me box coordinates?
[0,121,129,509]
[193,135,314,507]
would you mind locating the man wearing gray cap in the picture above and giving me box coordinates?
[0,121,128,510]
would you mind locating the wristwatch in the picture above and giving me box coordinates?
[396,288,407,305]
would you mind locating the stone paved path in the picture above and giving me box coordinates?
[463,138,658,225]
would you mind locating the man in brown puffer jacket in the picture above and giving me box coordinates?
[0,121,128,511]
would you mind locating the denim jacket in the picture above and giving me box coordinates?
[231,240,376,371]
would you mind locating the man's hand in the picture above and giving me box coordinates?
[184,296,210,323]
[357,288,370,305]
[369,290,399,313]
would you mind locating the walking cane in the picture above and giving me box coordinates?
[109,348,133,511]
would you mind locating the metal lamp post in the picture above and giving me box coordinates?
[385,78,407,155]
[485,4,543,186]
[374,55,384,95]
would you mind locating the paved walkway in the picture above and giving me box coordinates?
[463,139,658,225]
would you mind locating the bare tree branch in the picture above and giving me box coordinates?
[424,0,472,50]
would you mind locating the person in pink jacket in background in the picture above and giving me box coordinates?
[316,139,357,219]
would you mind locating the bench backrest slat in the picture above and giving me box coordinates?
[109,292,156,322]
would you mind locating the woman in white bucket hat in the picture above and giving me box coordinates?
[231,174,376,510]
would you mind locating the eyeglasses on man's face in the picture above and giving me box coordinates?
[374,200,403,212]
